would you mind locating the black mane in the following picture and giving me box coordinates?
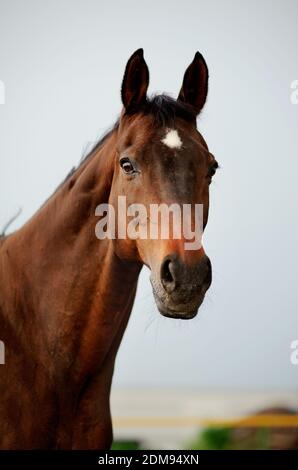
[141,93,197,127]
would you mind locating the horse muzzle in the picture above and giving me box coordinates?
[150,253,212,320]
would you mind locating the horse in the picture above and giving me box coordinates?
[0,49,218,449]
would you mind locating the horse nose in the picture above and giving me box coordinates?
[160,253,212,294]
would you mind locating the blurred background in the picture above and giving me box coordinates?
[1,0,298,449]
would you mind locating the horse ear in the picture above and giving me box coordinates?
[178,52,208,115]
[121,48,149,112]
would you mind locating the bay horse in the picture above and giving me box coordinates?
[0,49,218,449]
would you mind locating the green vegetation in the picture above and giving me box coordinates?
[111,440,140,450]
[189,427,270,450]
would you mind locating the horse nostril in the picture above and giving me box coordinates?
[161,258,176,293]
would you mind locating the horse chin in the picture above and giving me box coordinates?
[158,305,198,320]
[152,290,204,320]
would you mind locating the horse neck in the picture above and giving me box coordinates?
[1,130,141,379]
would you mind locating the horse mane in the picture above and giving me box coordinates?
[142,93,197,126]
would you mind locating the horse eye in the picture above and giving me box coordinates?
[120,158,135,174]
